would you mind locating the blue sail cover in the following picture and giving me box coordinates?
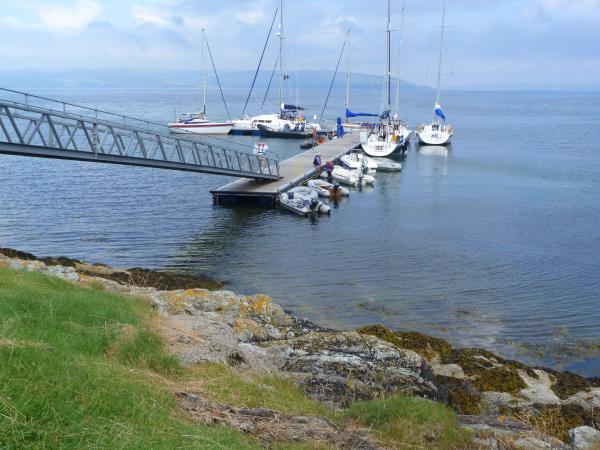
[434,102,446,121]
[282,104,305,111]
[345,108,379,118]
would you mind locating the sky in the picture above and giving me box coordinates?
[0,0,599,89]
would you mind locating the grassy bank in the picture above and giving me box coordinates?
[0,267,469,449]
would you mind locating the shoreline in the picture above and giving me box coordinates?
[1,247,599,448]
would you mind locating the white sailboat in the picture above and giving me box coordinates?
[231,0,319,137]
[416,0,453,146]
[362,0,407,157]
[168,29,233,135]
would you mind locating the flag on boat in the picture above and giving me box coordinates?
[434,102,446,121]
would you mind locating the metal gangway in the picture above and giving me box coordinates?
[0,88,280,180]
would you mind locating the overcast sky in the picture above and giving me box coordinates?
[0,0,599,89]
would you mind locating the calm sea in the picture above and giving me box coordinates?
[1,86,599,376]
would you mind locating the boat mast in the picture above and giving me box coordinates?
[201,28,206,115]
[345,29,351,115]
[394,4,405,118]
[278,0,284,117]
[435,0,447,107]
[385,0,392,116]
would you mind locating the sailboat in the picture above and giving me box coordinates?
[416,0,453,146]
[362,0,408,157]
[231,0,320,137]
[168,30,233,135]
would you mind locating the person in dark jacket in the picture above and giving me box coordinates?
[313,153,322,168]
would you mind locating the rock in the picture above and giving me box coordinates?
[519,370,562,406]
[460,415,569,449]
[564,389,600,414]
[46,265,79,282]
[431,362,465,379]
[267,331,439,406]
[481,391,518,414]
[175,392,383,449]
[569,426,600,450]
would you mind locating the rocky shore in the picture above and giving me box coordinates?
[1,247,599,450]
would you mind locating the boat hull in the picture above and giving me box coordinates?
[168,123,233,135]
[257,124,312,139]
[416,123,453,146]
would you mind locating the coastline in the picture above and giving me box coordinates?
[1,247,599,449]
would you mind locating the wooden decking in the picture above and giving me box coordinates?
[211,132,361,203]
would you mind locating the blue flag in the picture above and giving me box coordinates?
[434,102,446,121]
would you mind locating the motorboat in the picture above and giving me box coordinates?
[307,179,350,198]
[340,152,378,174]
[289,186,318,201]
[257,122,312,139]
[279,187,330,216]
[169,112,233,135]
[371,157,402,172]
[168,29,233,135]
[322,165,375,187]
[416,0,453,146]
[230,1,320,137]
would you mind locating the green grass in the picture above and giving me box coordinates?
[0,268,257,449]
[341,394,472,449]
[188,364,333,418]
[0,267,472,449]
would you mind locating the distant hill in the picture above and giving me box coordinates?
[0,69,429,91]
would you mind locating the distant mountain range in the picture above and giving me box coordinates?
[0,69,430,91]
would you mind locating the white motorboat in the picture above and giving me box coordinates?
[340,152,378,174]
[307,179,350,198]
[168,29,233,135]
[371,157,402,172]
[230,1,320,137]
[416,0,453,146]
[279,188,330,216]
[289,186,318,202]
[322,165,375,187]
[169,112,233,135]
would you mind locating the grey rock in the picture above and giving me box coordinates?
[564,389,600,414]
[267,331,439,406]
[460,415,569,449]
[569,426,600,450]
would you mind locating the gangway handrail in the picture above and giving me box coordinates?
[0,90,280,180]
[0,87,267,156]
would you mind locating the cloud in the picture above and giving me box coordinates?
[38,0,101,32]
[0,16,20,27]
[131,5,183,28]
[539,0,599,9]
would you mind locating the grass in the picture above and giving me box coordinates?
[0,266,473,449]
[342,396,472,449]
[0,267,257,449]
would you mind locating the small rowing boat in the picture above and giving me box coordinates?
[340,152,378,174]
[322,165,375,187]
[279,188,330,216]
[370,157,402,172]
[307,179,350,198]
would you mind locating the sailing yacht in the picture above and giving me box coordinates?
[416,0,453,146]
[363,0,408,157]
[230,0,319,137]
[168,29,233,135]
